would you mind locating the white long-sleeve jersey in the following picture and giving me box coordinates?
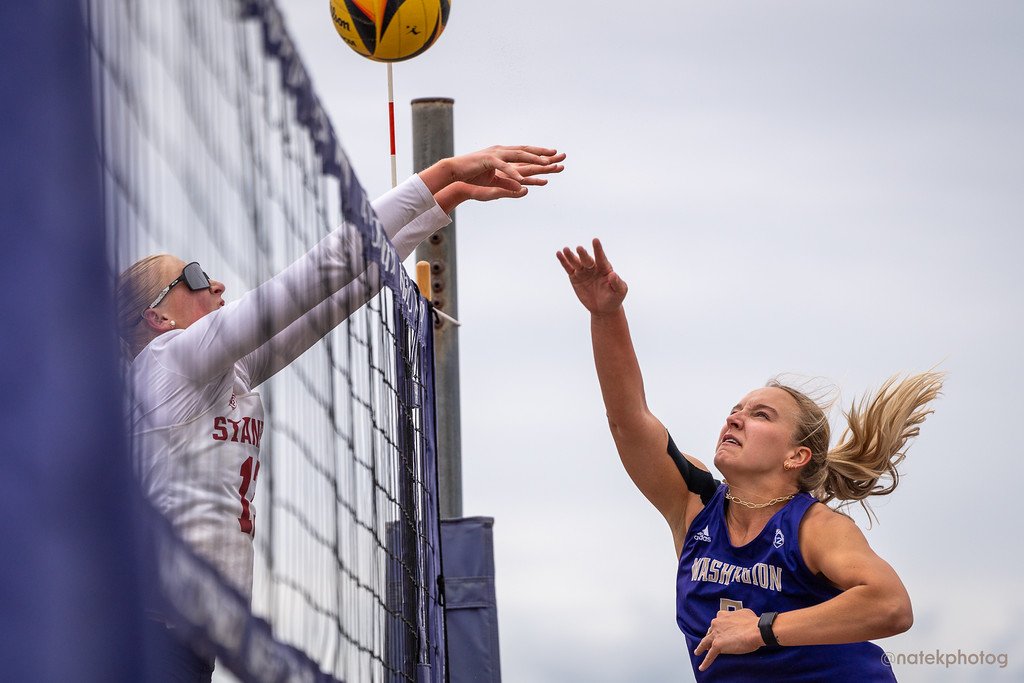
[129,175,449,598]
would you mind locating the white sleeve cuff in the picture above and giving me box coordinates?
[391,203,452,261]
[371,173,437,240]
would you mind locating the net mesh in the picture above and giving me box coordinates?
[87,0,445,680]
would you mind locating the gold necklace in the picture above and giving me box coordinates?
[723,482,797,509]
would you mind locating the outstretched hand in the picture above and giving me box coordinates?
[422,145,566,213]
[556,238,628,315]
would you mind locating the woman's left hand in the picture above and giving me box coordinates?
[693,609,766,671]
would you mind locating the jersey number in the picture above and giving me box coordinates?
[720,598,744,612]
[238,456,260,534]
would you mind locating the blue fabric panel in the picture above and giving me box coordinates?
[0,2,149,681]
[441,517,502,683]
[421,305,446,680]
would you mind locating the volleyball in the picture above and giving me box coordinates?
[330,0,451,62]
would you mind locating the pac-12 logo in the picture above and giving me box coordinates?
[693,526,712,543]
[773,529,785,548]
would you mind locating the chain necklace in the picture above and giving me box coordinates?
[723,481,797,509]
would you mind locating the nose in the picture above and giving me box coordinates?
[210,279,225,295]
[727,412,743,430]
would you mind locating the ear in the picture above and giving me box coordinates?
[787,445,813,470]
[141,308,173,333]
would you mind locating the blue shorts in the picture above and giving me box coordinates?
[144,620,215,683]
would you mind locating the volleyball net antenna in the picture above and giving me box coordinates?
[87,0,445,680]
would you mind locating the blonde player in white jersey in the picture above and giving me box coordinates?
[116,146,564,681]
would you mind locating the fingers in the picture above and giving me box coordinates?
[519,176,548,187]
[487,148,566,178]
[558,246,583,272]
[694,628,719,671]
[592,238,611,269]
[495,164,563,188]
[575,245,596,269]
[555,249,575,275]
[474,186,529,202]
[491,157,526,183]
[429,146,565,196]
[487,174,526,194]
[489,145,562,159]
[445,179,528,206]
[515,155,567,174]
[556,248,584,281]
[555,242,608,277]
[506,161,565,182]
[694,618,718,656]
[499,151,566,169]
[698,644,721,672]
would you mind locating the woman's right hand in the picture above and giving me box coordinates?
[420,145,565,213]
[556,238,628,315]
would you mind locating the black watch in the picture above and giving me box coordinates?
[758,611,781,647]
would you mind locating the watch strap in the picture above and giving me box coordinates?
[758,611,780,647]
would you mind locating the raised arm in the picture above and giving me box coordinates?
[557,239,707,546]
[241,175,446,386]
[156,211,369,383]
[242,146,566,386]
[693,504,913,671]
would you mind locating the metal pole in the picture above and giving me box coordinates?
[412,97,462,519]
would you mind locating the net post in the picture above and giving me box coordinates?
[412,97,462,519]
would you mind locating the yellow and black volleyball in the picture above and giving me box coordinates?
[330,0,451,63]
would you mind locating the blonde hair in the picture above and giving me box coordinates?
[770,372,944,519]
[115,254,169,359]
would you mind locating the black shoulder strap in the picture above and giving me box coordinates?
[666,432,719,506]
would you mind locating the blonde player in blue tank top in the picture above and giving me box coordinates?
[557,238,943,682]
[117,145,565,681]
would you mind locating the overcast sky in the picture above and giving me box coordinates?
[267,3,1023,681]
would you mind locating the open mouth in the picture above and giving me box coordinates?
[721,435,741,447]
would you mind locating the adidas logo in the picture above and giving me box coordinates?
[773,529,785,548]
[693,526,712,543]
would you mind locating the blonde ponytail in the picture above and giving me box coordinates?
[770,372,944,519]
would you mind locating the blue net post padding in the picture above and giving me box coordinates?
[0,3,148,680]
[440,518,503,683]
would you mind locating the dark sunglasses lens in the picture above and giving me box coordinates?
[183,262,211,290]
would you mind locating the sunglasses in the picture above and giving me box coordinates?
[148,261,212,309]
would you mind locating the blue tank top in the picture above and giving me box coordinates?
[677,484,897,681]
